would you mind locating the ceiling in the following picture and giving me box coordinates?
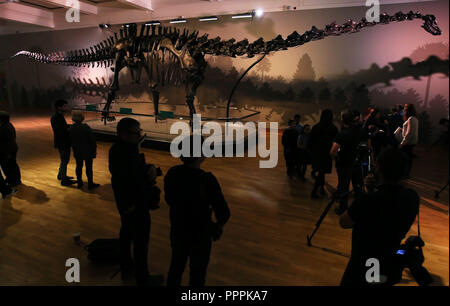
[0,0,439,36]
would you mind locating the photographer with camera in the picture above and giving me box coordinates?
[331,110,371,216]
[164,135,230,286]
[339,148,420,286]
[108,118,163,286]
[363,107,390,160]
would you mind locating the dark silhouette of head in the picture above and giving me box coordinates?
[0,111,10,124]
[117,117,142,144]
[376,148,408,183]
[320,109,333,125]
[54,99,68,111]
[341,110,356,126]
[179,135,205,166]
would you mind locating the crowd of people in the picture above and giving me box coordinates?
[0,99,430,286]
[282,104,420,205]
[282,105,423,285]
[1,101,231,287]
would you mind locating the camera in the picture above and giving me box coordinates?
[391,236,433,286]
[138,153,163,210]
[356,142,373,177]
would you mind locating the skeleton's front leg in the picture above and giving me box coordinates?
[102,53,124,124]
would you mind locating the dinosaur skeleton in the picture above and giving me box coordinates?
[12,11,441,124]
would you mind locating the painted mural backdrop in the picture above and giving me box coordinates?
[0,0,448,143]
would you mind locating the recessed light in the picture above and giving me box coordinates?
[255,9,264,18]
[231,12,254,19]
[145,21,161,26]
[170,18,187,24]
[199,16,218,22]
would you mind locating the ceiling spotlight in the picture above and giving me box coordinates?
[99,23,111,29]
[255,9,264,18]
[231,12,254,19]
[199,16,218,22]
[145,21,161,26]
[170,18,187,24]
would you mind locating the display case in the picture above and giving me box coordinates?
[72,102,261,149]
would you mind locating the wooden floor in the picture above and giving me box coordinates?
[0,113,448,286]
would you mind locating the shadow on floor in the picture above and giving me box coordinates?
[14,184,50,205]
[0,197,23,239]
[76,183,115,202]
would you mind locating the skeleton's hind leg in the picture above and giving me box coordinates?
[150,83,160,122]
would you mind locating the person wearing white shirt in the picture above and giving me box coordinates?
[398,104,419,178]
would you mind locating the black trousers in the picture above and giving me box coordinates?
[400,145,415,177]
[57,147,71,180]
[0,171,12,197]
[284,149,297,176]
[312,171,326,194]
[167,232,212,286]
[75,157,93,183]
[336,165,364,211]
[0,152,21,186]
[120,212,151,283]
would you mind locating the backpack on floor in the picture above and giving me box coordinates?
[84,238,121,262]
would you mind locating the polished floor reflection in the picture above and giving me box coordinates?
[0,113,448,285]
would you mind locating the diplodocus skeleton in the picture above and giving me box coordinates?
[12,11,441,124]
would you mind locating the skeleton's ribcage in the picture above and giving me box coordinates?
[143,48,187,87]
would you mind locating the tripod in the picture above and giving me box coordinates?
[434,179,449,199]
[307,189,354,246]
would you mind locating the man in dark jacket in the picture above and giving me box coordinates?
[0,111,21,187]
[339,148,419,286]
[331,111,370,215]
[109,117,163,286]
[69,111,99,189]
[164,135,230,286]
[50,100,75,186]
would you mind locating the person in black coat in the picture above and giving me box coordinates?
[282,120,300,178]
[0,111,21,187]
[50,100,75,186]
[308,109,338,198]
[69,111,99,190]
[109,117,163,286]
[164,135,230,286]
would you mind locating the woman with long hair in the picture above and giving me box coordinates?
[308,109,338,198]
[399,103,419,178]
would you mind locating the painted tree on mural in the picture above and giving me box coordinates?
[417,111,433,144]
[333,86,347,110]
[348,84,370,113]
[297,87,315,104]
[429,94,449,122]
[292,54,316,82]
[410,42,449,63]
[255,56,272,82]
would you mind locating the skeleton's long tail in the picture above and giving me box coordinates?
[202,11,442,57]
[11,45,115,68]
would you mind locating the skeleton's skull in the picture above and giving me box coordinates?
[422,15,442,36]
